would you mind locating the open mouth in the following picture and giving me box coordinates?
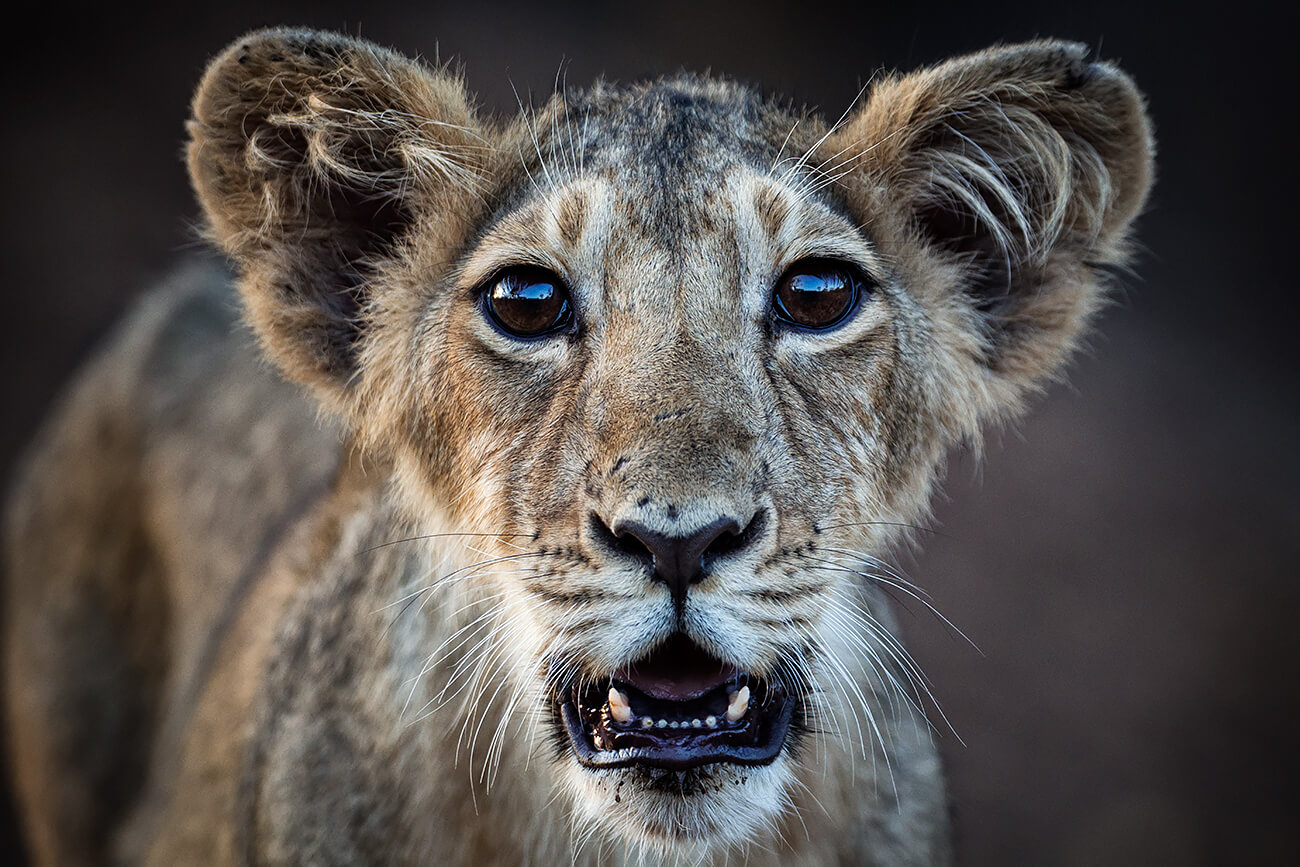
[559,634,795,771]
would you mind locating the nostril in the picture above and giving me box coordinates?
[702,508,767,562]
[588,512,653,564]
[689,518,742,568]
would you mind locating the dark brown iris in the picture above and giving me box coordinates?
[772,260,865,330]
[485,268,572,337]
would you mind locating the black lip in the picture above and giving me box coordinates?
[560,679,795,771]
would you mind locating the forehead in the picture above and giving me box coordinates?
[487,77,827,231]
[470,78,868,277]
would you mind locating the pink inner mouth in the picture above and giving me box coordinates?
[614,632,738,701]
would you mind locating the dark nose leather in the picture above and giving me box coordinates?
[613,516,741,606]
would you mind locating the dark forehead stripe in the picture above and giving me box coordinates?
[573,76,773,169]
[567,77,792,240]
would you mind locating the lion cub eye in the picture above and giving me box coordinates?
[772,260,868,330]
[484,268,573,338]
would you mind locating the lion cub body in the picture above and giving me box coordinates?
[4,29,1151,866]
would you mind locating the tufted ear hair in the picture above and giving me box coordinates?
[188,28,487,410]
[829,41,1154,430]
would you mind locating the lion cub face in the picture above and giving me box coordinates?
[425,90,908,844]
[189,29,1151,854]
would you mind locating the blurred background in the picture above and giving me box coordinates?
[3,1,1295,864]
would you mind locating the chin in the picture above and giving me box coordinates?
[561,754,795,855]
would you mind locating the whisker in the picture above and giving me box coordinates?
[803,554,979,652]
[816,519,951,538]
[814,548,935,598]
[377,551,558,613]
[358,531,531,555]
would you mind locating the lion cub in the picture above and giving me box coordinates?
[3,28,1151,866]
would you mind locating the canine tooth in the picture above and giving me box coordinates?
[607,687,633,724]
[705,715,718,728]
[725,686,750,722]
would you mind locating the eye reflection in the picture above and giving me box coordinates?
[772,261,868,330]
[485,269,573,338]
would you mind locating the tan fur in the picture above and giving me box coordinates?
[4,29,1153,865]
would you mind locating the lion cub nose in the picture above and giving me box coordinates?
[605,513,760,607]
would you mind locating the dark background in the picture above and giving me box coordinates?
[3,1,1296,864]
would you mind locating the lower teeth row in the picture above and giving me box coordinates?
[634,715,719,730]
[606,686,750,730]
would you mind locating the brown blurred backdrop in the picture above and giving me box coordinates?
[3,1,1296,864]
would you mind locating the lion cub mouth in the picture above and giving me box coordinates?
[560,634,794,771]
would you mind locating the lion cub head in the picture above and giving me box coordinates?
[189,29,1151,855]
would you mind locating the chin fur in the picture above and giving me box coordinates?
[560,755,794,859]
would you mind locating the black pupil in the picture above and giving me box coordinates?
[489,272,569,336]
[776,267,855,328]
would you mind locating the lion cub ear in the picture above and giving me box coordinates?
[830,41,1154,427]
[188,28,487,409]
